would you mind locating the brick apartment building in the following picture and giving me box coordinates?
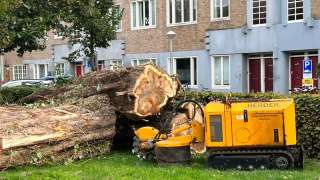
[1,31,67,82]
[3,0,320,94]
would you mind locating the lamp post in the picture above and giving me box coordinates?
[166,31,176,74]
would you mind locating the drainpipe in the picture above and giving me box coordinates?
[0,50,4,82]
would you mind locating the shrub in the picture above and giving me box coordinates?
[0,86,45,105]
[55,76,73,87]
[182,91,320,159]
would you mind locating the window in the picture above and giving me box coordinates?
[169,57,197,86]
[132,58,157,66]
[110,60,123,70]
[168,0,197,25]
[13,65,27,80]
[131,0,156,29]
[211,0,230,20]
[55,63,65,76]
[115,5,123,32]
[33,64,48,79]
[288,0,304,22]
[252,0,267,25]
[98,61,105,71]
[210,115,223,142]
[212,56,230,88]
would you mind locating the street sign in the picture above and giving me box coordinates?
[303,58,312,79]
[302,78,314,87]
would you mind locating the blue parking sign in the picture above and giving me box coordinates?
[303,59,312,73]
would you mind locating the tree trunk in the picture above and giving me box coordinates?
[0,95,116,169]
[0,64,180,169]
[90,51,98,72]
[24,64,180,119]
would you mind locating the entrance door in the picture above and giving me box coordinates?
[291,56,318,89]
[249,59,261,92]
[76,64,83,77]
[290,57,303,89]
[265,58,274,92]
[310,56,318,87]
[39,64,46,79]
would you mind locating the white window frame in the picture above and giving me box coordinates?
[287,0,304,23]
[55,63,65,77]
[115,4,123,32]
[167,56,198,88]
[167,0,197,26]
[211,0,230,21]
[131,58,157,66]
[110,59,123,70]
[33,64,48,79]
[131,0,157,30]
[252,0,267,27]
[13,65,27,80]
[211,55,231,89]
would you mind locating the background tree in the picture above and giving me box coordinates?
[0,0,58,55]
[0,0,122,72]
[54,0,123,71]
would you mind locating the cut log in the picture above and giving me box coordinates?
[24,64,180,119]
[0,65,180,169]
[0,95,116,169]
[74,64,179,118]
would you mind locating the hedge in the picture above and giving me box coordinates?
[0,86,45,105]
[183,91,320,159]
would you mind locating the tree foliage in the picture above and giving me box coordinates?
[0,0,122,70]
[57,0,122,70]
[0,0,58,55]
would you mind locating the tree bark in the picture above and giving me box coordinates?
[24,64,180,119]
[0,95,116,169]
[0,64,180,169]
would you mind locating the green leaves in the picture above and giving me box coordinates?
[0,0,57,55]
[0,0,122,62]
[55,0,122,70]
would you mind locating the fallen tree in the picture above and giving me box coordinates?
[0,64,180,169]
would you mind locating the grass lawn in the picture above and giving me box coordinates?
[1,151,319,180]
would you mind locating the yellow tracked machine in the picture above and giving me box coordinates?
[132,99,304,170]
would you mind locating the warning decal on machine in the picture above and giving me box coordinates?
[236,115,244,120]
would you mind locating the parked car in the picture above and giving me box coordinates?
[1,79,53,88]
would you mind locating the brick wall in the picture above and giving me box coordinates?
[117,0,246,54]
[3,31,67,81]
[4,31,67,65]
[312,0,320,19]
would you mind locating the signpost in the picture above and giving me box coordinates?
[303,58,313,87]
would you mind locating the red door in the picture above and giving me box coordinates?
[291,56,318,89]
[76,64,83,77]
[291,57,303,89]
[310,56,318,87]
[249,59,261,92]
[265,58,274,92]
